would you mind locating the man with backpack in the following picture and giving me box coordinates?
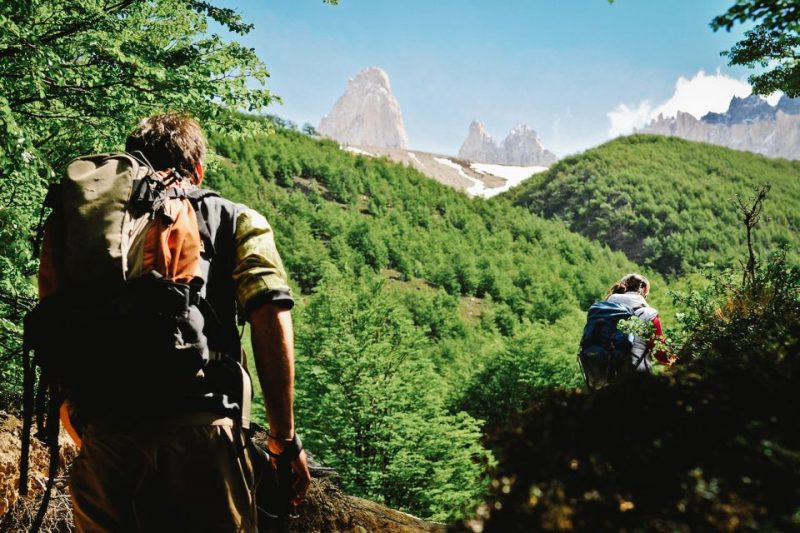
[25,113,310,531]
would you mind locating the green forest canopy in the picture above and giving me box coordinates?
[205,121,799,521]
[506,134,800,276]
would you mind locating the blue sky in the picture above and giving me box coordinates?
[217,0,755,156]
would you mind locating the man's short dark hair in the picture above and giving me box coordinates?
[125,113,206,183]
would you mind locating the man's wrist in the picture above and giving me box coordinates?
[266,433,303,461]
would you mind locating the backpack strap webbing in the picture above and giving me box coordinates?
[29,387,62,533]
[20,315,65,532]
[632,351,648,371]
[630,304,650,370]
[31,182,62,260]
[129,178,199,219]
[196,295,240,359]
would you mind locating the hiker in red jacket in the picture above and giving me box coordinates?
[605,273,673,370]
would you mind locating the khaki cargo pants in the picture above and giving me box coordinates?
[69,414,256,532]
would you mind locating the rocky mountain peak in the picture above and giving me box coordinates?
[501,124,557,166]
[348,66,392,94]
[508,123,531,136]
[468,120,493,138]
[640,95,800,160]
[318,67,408,149]
[459,121,557,166]
[701,95,776,125]
[458,121,500,163]
[777,94,800,115]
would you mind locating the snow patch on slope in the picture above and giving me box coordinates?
[344,146,375,157]
[434,157,489,197]
[471,163,548,196]
[408,152,424,168]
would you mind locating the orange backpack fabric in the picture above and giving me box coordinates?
[140,191,203,283]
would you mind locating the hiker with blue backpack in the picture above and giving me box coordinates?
[578,273,674,388]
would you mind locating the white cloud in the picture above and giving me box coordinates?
[765,92,783,106]
[606,70,782,137]
[650,70,751,120]
[608,100,654,138]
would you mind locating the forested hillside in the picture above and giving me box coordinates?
[507,135,800,276]
[202,119,669,519]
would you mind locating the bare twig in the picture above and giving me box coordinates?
[734,184,771,286]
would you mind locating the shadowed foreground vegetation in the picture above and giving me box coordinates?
[455,251,800,531]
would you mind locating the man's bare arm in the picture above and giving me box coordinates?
[249,304,311,504]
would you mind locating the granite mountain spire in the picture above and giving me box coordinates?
[458,121,558,166]
[318,67,409,149]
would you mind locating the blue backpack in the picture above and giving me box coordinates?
[578,301,643,388]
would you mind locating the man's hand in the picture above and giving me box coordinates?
[267,436,312,505]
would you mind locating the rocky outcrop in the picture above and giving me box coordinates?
[458,121,557,166]
[641,95,800,159]
[642,110,800,160]
[319,67,409,149]
[0,412,76,531]
[344,145,548,198]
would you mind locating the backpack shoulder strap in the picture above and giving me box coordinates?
[31,182,63,259]
[186,188,221,258]
[186,188,221,201]
[184,188,245,357]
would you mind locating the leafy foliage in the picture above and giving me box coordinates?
[207,123,665,323]
[294,276,489,522]
[712,0,800,96]
[674,247,800,367]
[456,311,585,427]
[508,134,800,276]
[204,121,673,402]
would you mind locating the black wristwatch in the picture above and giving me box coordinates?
[267,433,303,463]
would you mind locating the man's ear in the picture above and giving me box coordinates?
[195,162,205,184]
